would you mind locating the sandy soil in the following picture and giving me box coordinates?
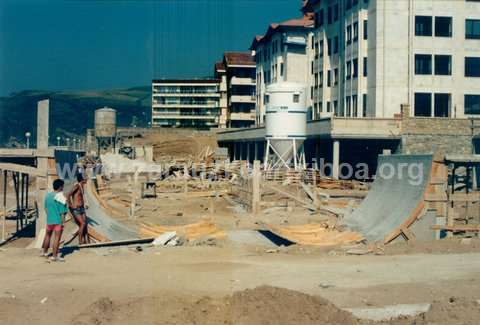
[0,243,479,325]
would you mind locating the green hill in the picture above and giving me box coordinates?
[0,87,151,146]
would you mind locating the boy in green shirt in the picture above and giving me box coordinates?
[41,179,69,262]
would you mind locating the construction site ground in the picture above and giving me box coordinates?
[0,242,479,325]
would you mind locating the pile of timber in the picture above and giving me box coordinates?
[262,223,364,247]
[139,219,226,242]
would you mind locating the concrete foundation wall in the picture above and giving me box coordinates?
[400,105,478,155]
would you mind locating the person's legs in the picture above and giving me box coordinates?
[81,214,90,244]
[51,227,63,259]
[73,213,86,245]
[42,228,53,255]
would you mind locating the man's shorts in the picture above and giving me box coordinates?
[46,224,63,232]
[71,207,86,217]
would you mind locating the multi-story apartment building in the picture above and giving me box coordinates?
[250,15,315,124]
[221,52,257,128]
[151,79,221,129]
[301,0,480,119]
[214,61,229,129]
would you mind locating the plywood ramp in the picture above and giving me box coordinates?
[140,219,226,241]
[263,223,364,247]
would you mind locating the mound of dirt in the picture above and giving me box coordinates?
[71,286,359,325]
[187,286,359,325]
[387,297,480,325]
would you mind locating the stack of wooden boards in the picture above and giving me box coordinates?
[139,219,226,242]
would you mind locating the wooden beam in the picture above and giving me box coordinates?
[0,163,44,177]
[77,237,154,249]
[431,225,480,232]
[264,183,316,211]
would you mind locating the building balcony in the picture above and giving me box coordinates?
[229,112,256,121]
[152,102,219,108]
[230,76,256,86]
[230,95,256,104]
[152,113,219,121]
[152,92,220,98]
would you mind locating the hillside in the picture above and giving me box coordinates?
[0,87,151,146]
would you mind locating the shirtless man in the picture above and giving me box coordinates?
[67,173,90,245]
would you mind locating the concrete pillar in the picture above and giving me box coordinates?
[332,140,340,180]
[34,100,50,247]
[246,142,251,163]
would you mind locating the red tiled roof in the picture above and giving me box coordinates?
[215,61,226,72]
[224,52,255,66]
[250,15,314,50]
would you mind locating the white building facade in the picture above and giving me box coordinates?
[302,0,480,118]
[151,79,221,129]
[250,17,314,125]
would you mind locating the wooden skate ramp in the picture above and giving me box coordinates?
[139,219,226,241]
[343,154,433,243]
[262,223,364,246]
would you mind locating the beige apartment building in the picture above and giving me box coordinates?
[151,79,221,129]
[301,0,480,119]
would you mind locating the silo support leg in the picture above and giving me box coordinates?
[332,140,340,180]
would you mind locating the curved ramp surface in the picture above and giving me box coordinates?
[343,154,432,242]
[85,182,138,241]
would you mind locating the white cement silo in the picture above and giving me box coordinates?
[264,83,307,170]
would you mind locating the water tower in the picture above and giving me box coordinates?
[264,83,307,170]
[94,107,117,155]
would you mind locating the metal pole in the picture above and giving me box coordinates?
[2,171,7,242]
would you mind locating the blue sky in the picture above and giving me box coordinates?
[0,0,301,96]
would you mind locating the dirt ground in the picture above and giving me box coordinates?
[0,243,479,325]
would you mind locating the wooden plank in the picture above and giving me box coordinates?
[0,163,44,176]
[431,225,480,232]
[449,193,480,202]
[384,200,426,244]
[264,183,316,211]
[77,237,154,249]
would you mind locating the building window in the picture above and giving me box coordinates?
[315,73,319,87]
[434,55,452,75]
[280,63,284,77]
[346,61,352,79]
[327,38,332,56]
[415,16,433,36]
[293,94,300,103]
[334,100,339,116]
[334,4,339,22]
[362,94,367,117]
[434,93,450,117]
[465,95,480,115]
[320,71,324,87]
[346,25,352,45]
[264,94,270,104]
[310,86,314,100]
[465,57,480,77]
[334,36,339,54]
[328,6,333,24]
[415,54,432,75]
[352,95,358,117]
[466,19,480,39]
[319,102,323,113]
[327,102,331,112]
[353,58,358,78]
[320,40,324,57]
[363,57,368,77]
[346,0,352,10]
[435,17,452,37]
[311,61,314,74]
[353,22,359,42]
[363,20,368,40]
[311,35,315,49]
[327,70,332,87]
[414,93,432,117]
[334,68,339,85]
[346,96,352,116]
